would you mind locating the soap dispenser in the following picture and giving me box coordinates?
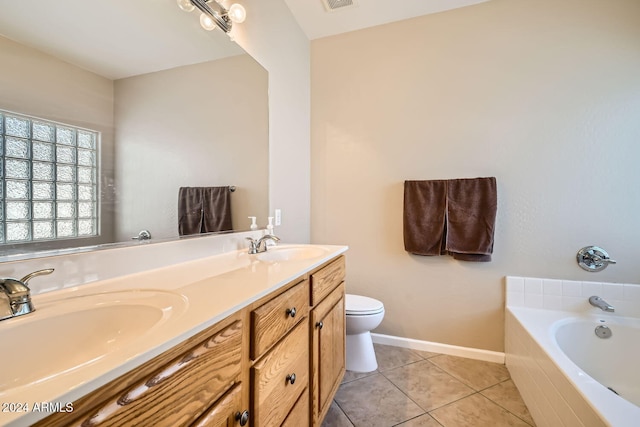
[265,217,276,247]
[248,216,258,230]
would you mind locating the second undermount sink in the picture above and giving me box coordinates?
[256,245,329,262]
[0,290,187,394]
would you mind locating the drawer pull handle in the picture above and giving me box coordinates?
[235,410,250,426]
[286,373,297,385]
[316,321,324,329]
[286,307,297,318]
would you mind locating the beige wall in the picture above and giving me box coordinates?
[311,0,640,351]
[113,55,268,241]
[234,0,311,242]
[0,35,116,249]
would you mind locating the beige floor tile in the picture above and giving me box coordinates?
[481,380,536,426]
[322,401,354,427]
[395,413,442,427]
[374,344,423,371]
[342,369,378,384]
[334,373,425,427]
[411,349,440,359]
[382,360,474,411]
[333,344,532,427]
[430,393,531,427]
[429,354,510,390]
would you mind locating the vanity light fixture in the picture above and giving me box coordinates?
[177,0,246,33]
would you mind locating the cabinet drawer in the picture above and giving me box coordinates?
[251,280,309,359]
[192,384,244,427]
[281,387,309,427]
[64,320,243,427]
[251,320,309,427]
[310,256,345,306]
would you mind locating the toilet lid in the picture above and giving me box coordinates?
[346,294,384,315]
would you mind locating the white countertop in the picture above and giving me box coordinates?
[0,244,348,427]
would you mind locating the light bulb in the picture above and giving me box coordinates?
[200,13,217,31]
[177,0,195,12]
[228,4,246,24]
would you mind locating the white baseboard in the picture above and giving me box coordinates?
[371,333,505,364]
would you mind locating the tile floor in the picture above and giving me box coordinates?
[322,344,535,427]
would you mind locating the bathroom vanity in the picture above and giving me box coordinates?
[0,244,347,427]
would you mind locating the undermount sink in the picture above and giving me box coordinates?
[0,290,187,393]
[257,245,329,262]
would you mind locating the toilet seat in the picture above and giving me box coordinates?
[346,294,384,316]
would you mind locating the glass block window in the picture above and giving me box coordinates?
[1,110,99,243]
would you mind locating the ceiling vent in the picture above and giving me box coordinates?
[322,0,358,12]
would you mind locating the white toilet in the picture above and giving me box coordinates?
[345,294,385,373]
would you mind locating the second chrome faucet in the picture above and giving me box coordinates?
[246,235,280,254]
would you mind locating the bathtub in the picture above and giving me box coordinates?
[506,306,640,427]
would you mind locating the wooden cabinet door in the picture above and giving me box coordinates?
[311,282,345,426]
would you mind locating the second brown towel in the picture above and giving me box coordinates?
[403,177,497,262]
[178,186,233,236]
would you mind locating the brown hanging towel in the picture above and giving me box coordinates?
[403,177,497,262]
[403,180,448,256]
[445,177,497,262]
[178,186,233,236]
[202,186,233,233]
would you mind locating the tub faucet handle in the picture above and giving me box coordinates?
[577,246,616,272]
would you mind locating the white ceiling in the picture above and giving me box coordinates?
[0,0,489,79]
[0,0,244,80]
[284,0,490,40]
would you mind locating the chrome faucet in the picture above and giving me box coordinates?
[0,269,54,321]
[589,295,615,312]
[246,235,281,254]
